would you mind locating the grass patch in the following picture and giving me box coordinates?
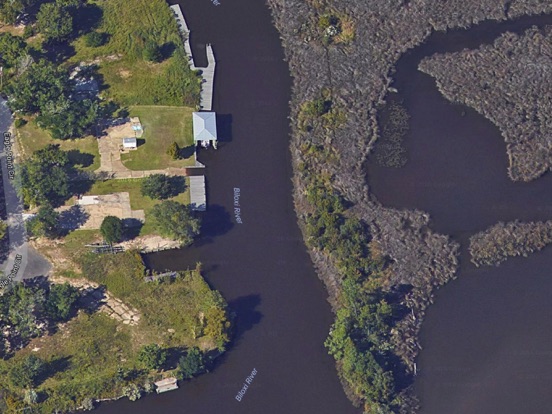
[16,121,100,171]
[69,0,201,106]
[86,178,190,235]
[120,106,196,170]
[0,313,138,413]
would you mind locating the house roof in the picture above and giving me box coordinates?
[192,112,217,141]
[123,138,137,144]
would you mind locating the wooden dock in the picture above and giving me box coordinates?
[189,175,206,211]
[170,4,216,110]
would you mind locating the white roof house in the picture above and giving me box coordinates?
[192,112,217,146]
[123,137,137,149]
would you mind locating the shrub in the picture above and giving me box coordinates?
[122,384,141,401]
[81,397,95,411]
[166,141,180,160]
[14,118,27,128]
[9,355,47,388]
[137,344,167,371]
[143,41,162,63]
[177,347,205,379]
[100,216,123,244]
[84,32,106,47]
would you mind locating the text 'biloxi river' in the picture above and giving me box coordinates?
[233,187,243,224]
[235,368,257,402]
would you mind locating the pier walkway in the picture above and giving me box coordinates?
[171,4,216,110]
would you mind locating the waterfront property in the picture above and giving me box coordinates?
[193,111,218,149]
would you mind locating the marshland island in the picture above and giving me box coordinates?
[0,0,552,413]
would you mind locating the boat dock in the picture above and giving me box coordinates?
[170,4,216,110]
[189,175,207,211]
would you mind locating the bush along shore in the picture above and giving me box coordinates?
[266,0,552,412]
[469,220,552,267]
[419,26,552,182]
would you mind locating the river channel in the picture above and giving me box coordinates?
[97,0,359,413]
[366,13,552,414]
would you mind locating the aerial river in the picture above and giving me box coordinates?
[95,1,552,413]
[97,0,359,413]
[367,13,552,414]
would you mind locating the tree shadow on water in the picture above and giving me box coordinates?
[194,204,234,246]
[228,294,263,345]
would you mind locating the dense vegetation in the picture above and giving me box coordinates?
[0,257,231,412]
[267,0,551,411]
[20,144,75,208]
[419,26,552,182]
[0,281,80,358]
[150,201,201,247]
[469,220,552,267]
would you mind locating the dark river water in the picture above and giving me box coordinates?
[367,14,552,414]
[97,0,359,413]
[93,2,552,413]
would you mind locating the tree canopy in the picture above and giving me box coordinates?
[141,174,183,200]
[9,354,47,389]
[177,347,205,379]
[150,201,200,246]
[7,60,70,115]
[45,283,80,321]
[37,2,73,43]
[27,204,61,239]
[100,216,124,244]
[137,344,167,371]
[0,33,27,68]
[20,144,73,207]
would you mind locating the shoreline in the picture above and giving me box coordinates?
[265,1,552,411]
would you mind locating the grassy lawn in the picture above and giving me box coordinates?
[86,178,190,235]
[69,0,200,106]
[120,106,196,170]
[16,121,100,171]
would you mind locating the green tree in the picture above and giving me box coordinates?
[9,354,47,388]
[0,33,27,68]
[45,283,79,321]
[37,2,73,43]
[20,144,72,207]
[100,216,123,244]
[7,60,69,115]
[204,306,231,351]
[177,347,205,379]
[137,344,167,371]
[141,174,180,200]
[166,141,180,160]
[26,204,60,239]
[84,31,106,47]
[150,201,200,246]
[37,98,99,139]
[142,41,162,62]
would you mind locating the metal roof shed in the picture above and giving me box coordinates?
[123,137,137,149]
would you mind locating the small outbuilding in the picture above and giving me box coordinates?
[122,137,137,150]
[192,112,218,149]
[155,377,179,394]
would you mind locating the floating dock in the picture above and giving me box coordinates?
[170,4,216,110]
